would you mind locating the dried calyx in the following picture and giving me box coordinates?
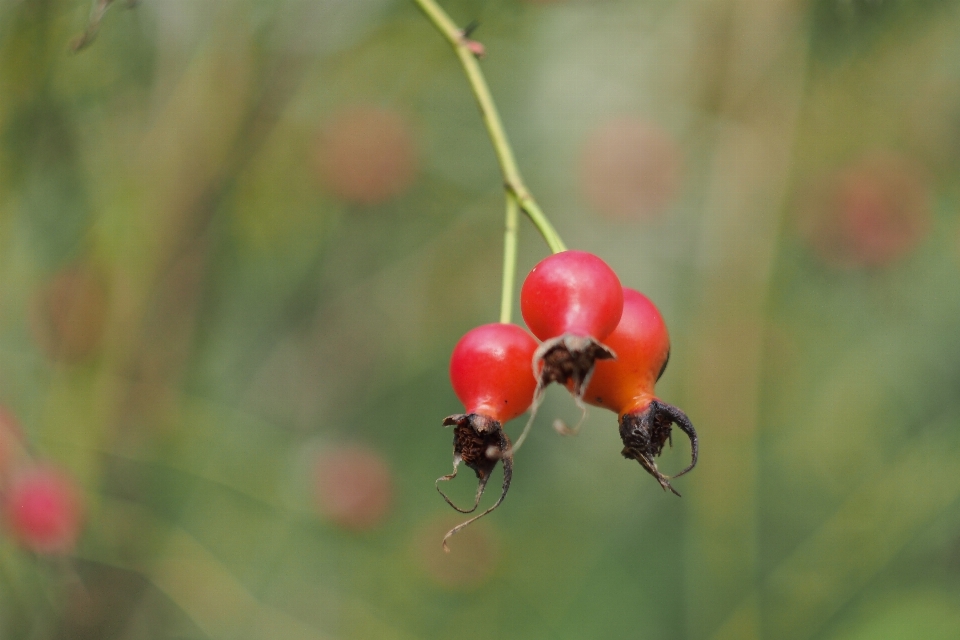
[618,399,698,496]
[435,414,513,552]
[535,334,615,397]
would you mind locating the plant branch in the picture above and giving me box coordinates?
[499,194,519,323]
[412,0,567,255]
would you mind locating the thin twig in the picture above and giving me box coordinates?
[412,0,566,255]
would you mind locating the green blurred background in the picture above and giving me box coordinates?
[2,0,960,638]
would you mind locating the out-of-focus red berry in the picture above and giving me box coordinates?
[3,466,84,554]
[31,265,109,363]
[315,445,393,532]
[314,106,419,205]
[797,152,931,269]
[579,117,683,221]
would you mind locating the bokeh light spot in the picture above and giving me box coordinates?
[3,466,84,555]
[579,117,683,221]
[314,106,419,206]
[796,152,931,269]
[314,445,393,532]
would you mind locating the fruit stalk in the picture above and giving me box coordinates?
[499,195,519,323]
[412,0,567,261]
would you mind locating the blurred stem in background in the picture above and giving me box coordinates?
[412,0,566,324]
[683,2,809,639]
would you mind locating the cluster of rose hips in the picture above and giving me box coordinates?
[436,250,698,549]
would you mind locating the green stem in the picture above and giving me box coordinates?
[412,0,567,256]
[499,194,519,323]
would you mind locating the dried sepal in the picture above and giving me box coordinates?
[618,400,698,496]
[435,414,513,552]
[504,334,614,455]
[534,334,616,398]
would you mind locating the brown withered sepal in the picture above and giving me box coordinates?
[435,413,514,552]
[619,399,698,496]
[534,334,616,397]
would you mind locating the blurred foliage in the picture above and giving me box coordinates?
[0,0,959,638]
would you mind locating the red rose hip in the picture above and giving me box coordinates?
[449,323,539,423]
[521,250,622,342]
[437,323,538,550]
[584,288,698,494]
[521,250,623,397]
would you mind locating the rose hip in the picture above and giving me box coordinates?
[520,250,623,398]
[584,288,698,494]
[437,323,538,550]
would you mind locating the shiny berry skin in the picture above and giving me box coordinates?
[521,250,623,341]
[449,323,539,423]
[3,466,83,554]
[584,288,670,416]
